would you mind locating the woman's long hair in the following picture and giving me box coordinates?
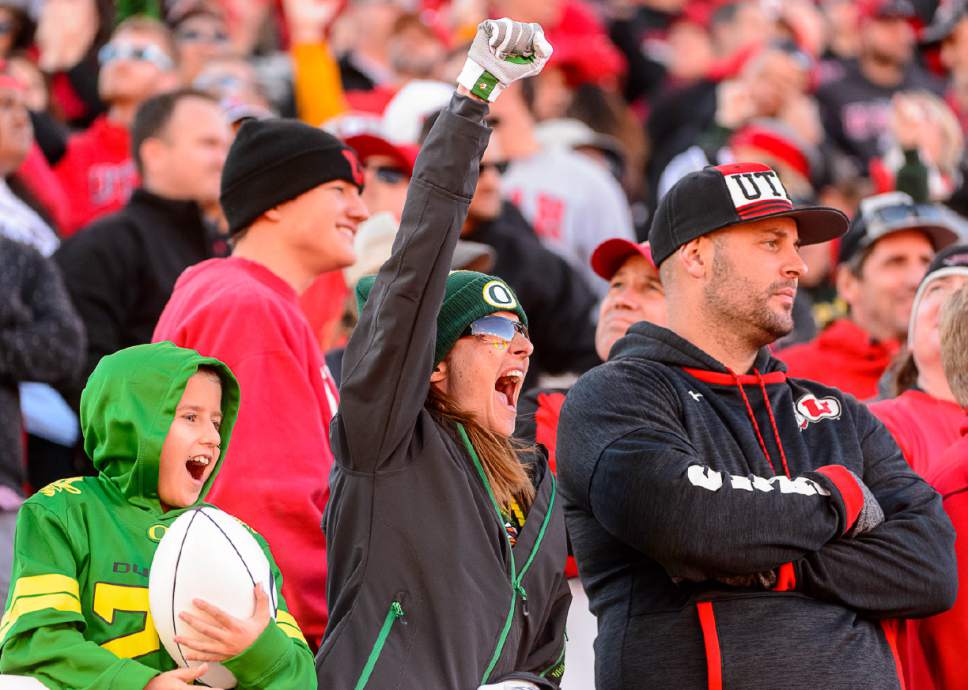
[426,385,535,510]
[884,348,919,398]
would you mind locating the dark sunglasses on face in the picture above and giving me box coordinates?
[177,28,230,44]
[98,42,174,70]
[479,161,510,176]
[372,166,410,185]
[463,315,529,350]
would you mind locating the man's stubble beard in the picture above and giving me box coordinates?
[703,246,795,349]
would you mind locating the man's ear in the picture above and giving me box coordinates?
[679,237,708,280]
[836,263,859,306]
[264,206,283,223]
[430,361,447,385]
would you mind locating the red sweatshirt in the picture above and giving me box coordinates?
[54,115,139,236]
[903,422,968,690]
[777,319,900,401]
[869,390,965,477]
[153,257,338,648]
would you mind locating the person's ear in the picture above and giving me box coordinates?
[836,263,860,306]
[430,360,447,384]
[139,137,165,179]
[679,237,708,280]
[264,207,283,223]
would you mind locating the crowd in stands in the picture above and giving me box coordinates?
[4,0,968,687]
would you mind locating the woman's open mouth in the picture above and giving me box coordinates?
[494,369,525,408]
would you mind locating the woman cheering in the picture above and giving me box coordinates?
[315,19,570,690]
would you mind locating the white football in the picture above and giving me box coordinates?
[149,506,278,688]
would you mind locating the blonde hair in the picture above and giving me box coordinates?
[940,284,968,407]
[426,386,535,510]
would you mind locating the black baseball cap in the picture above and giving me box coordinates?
[837,192,960,265]
[648,162,848,266]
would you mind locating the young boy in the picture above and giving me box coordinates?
[0,341,315,690]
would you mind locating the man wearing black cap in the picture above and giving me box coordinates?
[152,113,369,650]
[779,191,959,400]
[557,162,956,690]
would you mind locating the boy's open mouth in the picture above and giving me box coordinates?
[185,455,211,481]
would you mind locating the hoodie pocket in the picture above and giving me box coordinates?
[354,599,406,690]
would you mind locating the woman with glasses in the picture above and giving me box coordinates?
[316,20,569,690]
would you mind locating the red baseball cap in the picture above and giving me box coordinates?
[591,239,656,281]
[344,133,419,177]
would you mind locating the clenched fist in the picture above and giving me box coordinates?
[457,18,553,102]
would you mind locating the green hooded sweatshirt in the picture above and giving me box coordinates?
[0,342,316,690]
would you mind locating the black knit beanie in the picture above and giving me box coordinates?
[220,118,365,235]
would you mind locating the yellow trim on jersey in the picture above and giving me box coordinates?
[7,574,80,600]
[0,593,82,640]
[276,610,306,643]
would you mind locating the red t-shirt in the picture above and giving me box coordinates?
[902,422,968,690]
[777,319,900,401]
[54,115,139,236]
[869,390,965,477]
[153,257,338,648]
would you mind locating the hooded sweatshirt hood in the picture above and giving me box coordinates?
[611,321,786,377]
[80,341,241,512]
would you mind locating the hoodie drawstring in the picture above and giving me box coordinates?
[729,369,792,479]
[755,369,791,479]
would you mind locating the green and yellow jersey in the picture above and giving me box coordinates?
[0,343,315,690]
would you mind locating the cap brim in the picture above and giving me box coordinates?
[452,240,496,274]
[756,206,849,246]
[344,134,418,176]
[590,238,655,280]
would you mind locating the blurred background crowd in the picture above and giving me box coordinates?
[5,0,968,686]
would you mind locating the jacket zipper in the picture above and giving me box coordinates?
[456,422,557,685]
[354,600,406,690]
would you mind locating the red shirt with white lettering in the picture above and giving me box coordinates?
[54,115,139,236]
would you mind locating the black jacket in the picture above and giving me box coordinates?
[54,189,220,403]
[316,94,570,690]
[557,322,956,690]
[0,237,84,493]
[467,202,598,383]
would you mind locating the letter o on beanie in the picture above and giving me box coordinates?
[356,271,528,365]
[219,118,365,235]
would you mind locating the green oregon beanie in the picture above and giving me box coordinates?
[356,271,528,364]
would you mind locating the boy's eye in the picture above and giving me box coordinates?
[184,413,197,422]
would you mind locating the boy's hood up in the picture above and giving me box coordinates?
[80,341,241,512]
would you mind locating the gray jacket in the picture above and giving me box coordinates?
[315,94,570,690]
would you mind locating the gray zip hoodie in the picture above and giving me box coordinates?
[315,93,570,690]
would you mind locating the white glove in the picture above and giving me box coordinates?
[457,18,553,102]
[478,682,541,690]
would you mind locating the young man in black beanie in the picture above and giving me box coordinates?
[152,116,369,650]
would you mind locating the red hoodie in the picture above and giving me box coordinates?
[903,422,968,690]
[869,390,966,477]
[54,115,139,236]
[153,257,338,648]
[777,319,900,401]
